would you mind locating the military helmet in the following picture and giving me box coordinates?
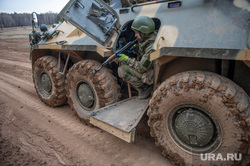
[40,24,48,32]
[131,16,155,34]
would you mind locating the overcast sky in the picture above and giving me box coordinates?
[0,0,70,13]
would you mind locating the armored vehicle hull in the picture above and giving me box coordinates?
[29,0,250,165]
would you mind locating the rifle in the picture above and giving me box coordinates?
[94,38,137,75]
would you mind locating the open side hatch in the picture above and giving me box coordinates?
[60,0,120,46]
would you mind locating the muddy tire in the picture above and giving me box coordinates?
[33,56,67,107]
[147,71,250,166]
[66,60,120,124]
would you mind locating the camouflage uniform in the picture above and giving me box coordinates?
[120,0,131,7]
[118,33,156,88]
[129,0,150,4]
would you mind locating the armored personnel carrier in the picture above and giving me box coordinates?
[29,0,250,165]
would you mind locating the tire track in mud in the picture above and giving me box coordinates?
[0,68,171,165]
[0,58,31,69]
[0,91,80,166]
[0,73,121,166]
[0,106,71,166]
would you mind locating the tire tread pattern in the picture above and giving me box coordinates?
[66,60,120,124]
[147,71,250,166]
[33,56,67,107]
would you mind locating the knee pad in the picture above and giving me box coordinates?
[118,67,125,79]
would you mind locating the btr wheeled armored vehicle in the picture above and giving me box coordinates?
[29,0,250,165]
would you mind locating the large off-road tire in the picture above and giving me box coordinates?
[66,60,120,124]
[33,56,67,107]
[147,71,250,166]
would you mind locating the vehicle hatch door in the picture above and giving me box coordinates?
[60,0,120,46]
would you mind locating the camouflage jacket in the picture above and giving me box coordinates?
[126,33,156,73]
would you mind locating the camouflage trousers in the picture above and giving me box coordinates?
[118,64,153,88]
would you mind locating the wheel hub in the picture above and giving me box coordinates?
[77,82,95,110]
[174,108,214,147]
[40,73,52,95]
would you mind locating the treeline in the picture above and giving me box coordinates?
[0,12,60,28]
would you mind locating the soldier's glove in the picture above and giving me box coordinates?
[117,53,129,62]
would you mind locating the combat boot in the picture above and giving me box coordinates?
[138,84,152,100]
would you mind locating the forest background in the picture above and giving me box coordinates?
[0,12,59,28]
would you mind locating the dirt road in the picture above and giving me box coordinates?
[0,27,172,166]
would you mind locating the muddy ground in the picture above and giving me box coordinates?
[0,27,172,166]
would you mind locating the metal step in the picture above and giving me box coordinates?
[90,97,149,143]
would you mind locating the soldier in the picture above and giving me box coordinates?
[117,16,156,99]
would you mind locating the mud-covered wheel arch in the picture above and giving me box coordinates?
[147,71,250,166]
[32,56,67,107]
[66,60,120,124]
